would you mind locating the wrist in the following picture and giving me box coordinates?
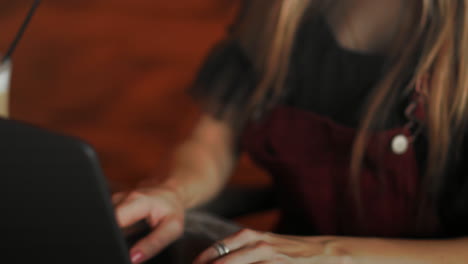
[157,177,189,209]
[322,236,442,264]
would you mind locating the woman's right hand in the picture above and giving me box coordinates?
[112,115,236,263]
[113,186,186,264]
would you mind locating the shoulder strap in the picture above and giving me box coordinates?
[229,0,283,71]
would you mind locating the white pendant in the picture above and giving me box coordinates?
[391,134,409,155]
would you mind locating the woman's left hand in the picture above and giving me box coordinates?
[193,229,351,264]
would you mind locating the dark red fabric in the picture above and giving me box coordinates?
[242,106,437,237]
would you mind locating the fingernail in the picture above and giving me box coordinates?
[131,251,144,264]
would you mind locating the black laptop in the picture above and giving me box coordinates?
[0,118,241,264]
[0,118,132,263]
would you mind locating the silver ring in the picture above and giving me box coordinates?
[213,242,230,257]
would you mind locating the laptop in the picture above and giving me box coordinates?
[0,117,242,264]
[0,118,132,263]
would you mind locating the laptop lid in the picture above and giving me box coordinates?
[0,118,131,264]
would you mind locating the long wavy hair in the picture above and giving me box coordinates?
[233,0,468,214]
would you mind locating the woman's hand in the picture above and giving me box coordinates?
[194,229,351,264]
[113,187,185,264]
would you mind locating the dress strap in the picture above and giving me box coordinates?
[403,74,429,142]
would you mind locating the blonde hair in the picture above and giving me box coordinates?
[234,0,468,208]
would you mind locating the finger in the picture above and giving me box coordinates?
[115,193,151,228]
[213,241,274,264]
[223,229,262,249]
[130,215,184,264]
[194,229,262,264]
[193,244,220,264]
[309,255,354,264]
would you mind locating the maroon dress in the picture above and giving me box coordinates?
[191,15,468,238]
[241,105,428,237]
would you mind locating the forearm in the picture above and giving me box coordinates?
[328,236,468,264]
[159,139,236,209]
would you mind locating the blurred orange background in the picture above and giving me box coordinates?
[0,0,259,185]
[0,0,275,228]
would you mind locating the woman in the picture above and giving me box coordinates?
[114,0,468,263]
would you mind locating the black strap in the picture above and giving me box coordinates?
[2,0,41,63]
